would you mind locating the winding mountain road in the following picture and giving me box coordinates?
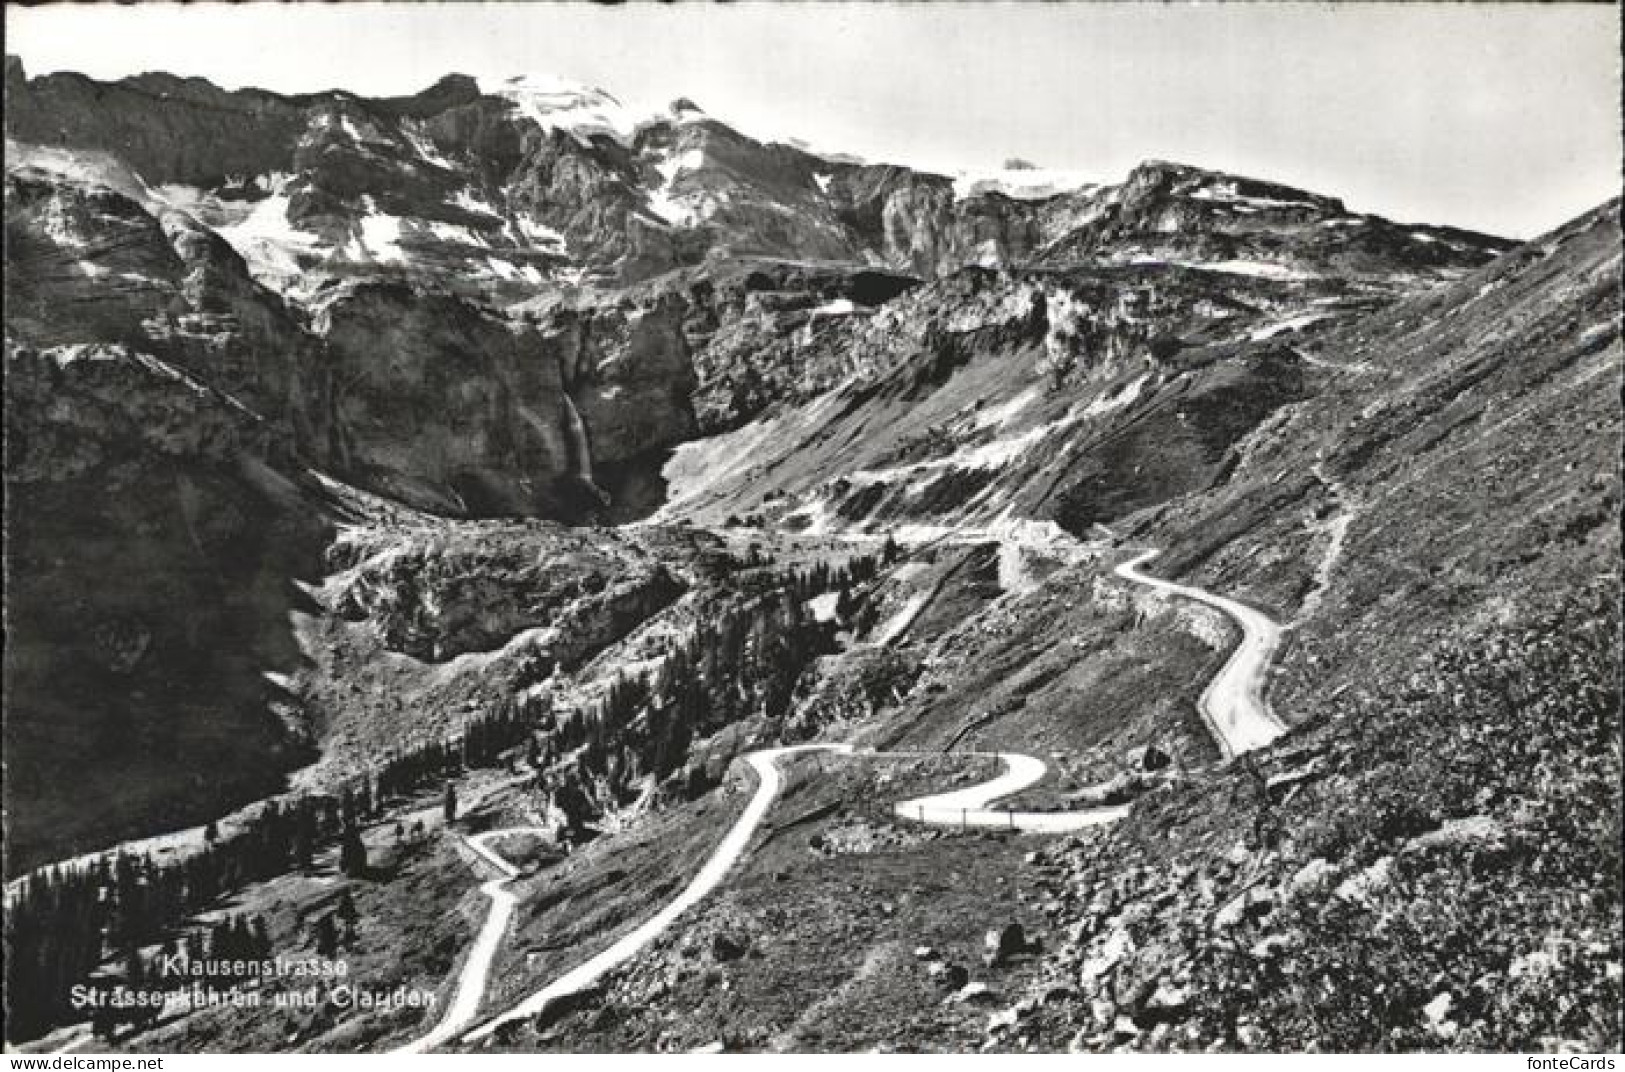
[394,826,549,1054]
[411,542,1288,1049]
[24,516,1294,1056]
[1113,549,1288,759]
[439,745,1123,1050]
[460,743,852,1046]
[891,752,1129,832]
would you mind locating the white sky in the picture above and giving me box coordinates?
[7,2,1620,238]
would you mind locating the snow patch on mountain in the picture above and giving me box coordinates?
[6,139,159,211]
[338,114,390,149]
[1082,372,1151,417]
[1250,313,1330,341]
[854,419,1069,486]
[974,387,1041,430]
[426,221,487,247]
[451,188,502,218]
[953,165,1098,201]
[645,148,709,226]
[1194,259,1318,280]
[479,74,647,148]
[402,123,455,169]
[1187,181,1320,210]
[354,195,408,264]
[37,191,89,249]
[514,215,566,249]
[809,298,858,318]
[484,256,545,284]
[212,179,322,287]
[1122,255,1318,281]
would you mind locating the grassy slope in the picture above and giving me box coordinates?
[1002,201,1623,1052]
[23,200,1615,1053]
[508,203,1622,1053]
[482,753,1048,1053]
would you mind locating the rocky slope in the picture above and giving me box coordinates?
[2,58,1616,1055]
[6,60,1511,526]
[7,61,1505,293]
[3,339,332,874]
[449,200,1620,1057]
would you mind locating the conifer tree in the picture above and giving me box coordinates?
[251,916,272,959]
[340,824,368,879]
[313,914,338,959]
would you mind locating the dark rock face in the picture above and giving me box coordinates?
[674,260,925,432]
[327,526,684,663]
[653,261,1334,536]
[4,168,186,347]
[5,64,309,188]
[311,281,576,516]
[541,291,700,470]
[4,166,330,458]
[3,342,332,875]
[3,156,699,524]
[4,63,1516,530]
[0,58,1572,884]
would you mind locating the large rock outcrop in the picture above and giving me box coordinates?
[3,341,332,875]
[310,281,578,516]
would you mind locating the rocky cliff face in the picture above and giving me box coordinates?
[3,148,701,524]
[6,60,1514,530]
[0,58,1578,887]
[323,522,685,666]
[652,257,1373,537]
[310,281,575,516]
[7,61,1509,295]
[3,340,332,874]
[2,55,1618,1056]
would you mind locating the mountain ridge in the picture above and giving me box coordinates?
[2,56,1617,1056]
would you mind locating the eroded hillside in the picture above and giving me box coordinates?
[3,59,1617,1056]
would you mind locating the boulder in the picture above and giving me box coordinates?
[1334,855,1395,906]
[1128,743,1172,772]
[1406,815,1507,854]
[948,981,998,1005]
[985,922,1032,963]
[1214,887,1275,930]
[1234,1020,1268,1049]
[1288,857,1336,897]
[932,962,970,990]
[1422,992,1459,1040]
[711,932,749,962]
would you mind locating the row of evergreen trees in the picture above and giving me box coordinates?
[528,554,882,825]
[6,756,424,1041]
[363,550,886,834]
[84,911,279,1041]
[374,697,528,801]
[5,549,888,1044]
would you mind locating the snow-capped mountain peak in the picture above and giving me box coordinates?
[477,73,646,147]
[951,162,1100,201]
[669,97,707,121]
